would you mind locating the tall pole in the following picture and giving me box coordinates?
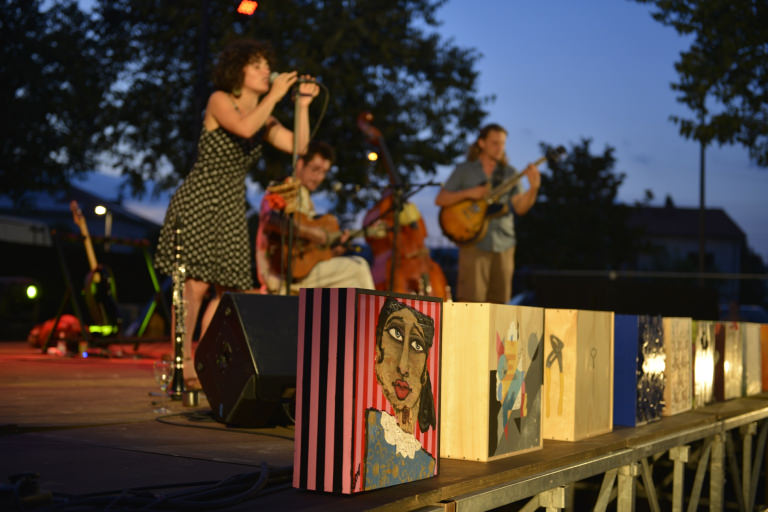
[698,140,706,284]
[196,0,210,120]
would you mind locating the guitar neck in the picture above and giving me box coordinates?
[83,236,99,272]
[70,201,100,273]
[487,155,548,203]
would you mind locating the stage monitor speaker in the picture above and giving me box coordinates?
[195,293,299,427]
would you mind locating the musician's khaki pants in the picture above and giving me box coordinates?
[292,255,375,292]
[457,245,515,304]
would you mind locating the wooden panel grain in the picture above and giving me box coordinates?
[574,310,614,440]
[726,322,743,399]
[662,317,693,416]
[761,324,768,392]
[440,302,491,461]
[543,309,613,441]
[441,303,544,461]
[543,309,578,441]
[742,322,762,396]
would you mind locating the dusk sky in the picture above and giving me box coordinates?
[82,1,768,263]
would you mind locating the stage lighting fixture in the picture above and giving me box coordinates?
[367,151,379,162]
[26,284,38,300]
[237,0,258,15]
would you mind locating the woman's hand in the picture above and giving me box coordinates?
[297,75,319,107]
[267,71,298,102]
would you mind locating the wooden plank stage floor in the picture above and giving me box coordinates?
[2,340,767,511]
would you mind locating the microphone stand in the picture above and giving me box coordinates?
[388,187,402,293]
[283,88,302,296]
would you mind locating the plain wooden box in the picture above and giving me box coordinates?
[292,288,442,494]
[542,309,614,441]
[692,320,715,408]
[661,317,692,416]
[714,321,743,401]
[440,302,544,461]
[613,314,665,427]
[762,325,768,392]
[741,322,762,396]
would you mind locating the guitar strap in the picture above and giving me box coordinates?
[490,164,505,188]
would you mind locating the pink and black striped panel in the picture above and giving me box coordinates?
[293,288,441,494]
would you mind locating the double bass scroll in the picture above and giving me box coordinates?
[357,112,450,300]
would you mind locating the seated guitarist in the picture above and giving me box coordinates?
[256,141,375,294]
[435,123,540,304]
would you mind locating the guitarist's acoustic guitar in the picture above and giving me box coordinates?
[70,200,120,332]
[438,146,566,246]
[266,211,386,281]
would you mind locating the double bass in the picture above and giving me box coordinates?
[358,113,450,300]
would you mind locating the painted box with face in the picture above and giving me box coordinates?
[761,325,768,393]
[714,321,743,401]
[742,322,762,397]
[542,309,614,442]
[661,317,693,416]
[613,314,665,427]
[692,320,715,408]
[440,302,544,461]
[292,288,442,494]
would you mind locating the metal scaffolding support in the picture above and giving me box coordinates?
[415,398,768,512]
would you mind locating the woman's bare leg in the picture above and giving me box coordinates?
[199,285,235,340]
[169,278,210,380]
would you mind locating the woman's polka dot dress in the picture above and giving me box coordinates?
[155,127,262,290]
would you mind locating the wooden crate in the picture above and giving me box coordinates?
[741,322,761,396]
[613,314,665,427]
[714,321,743,401]
[542,309,614,441]
[762,325,768,392]
[292,288,442,494]
[661,317,692,416]
[440,302,544,461]
[692,320,715,408]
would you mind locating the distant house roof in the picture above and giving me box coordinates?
[627,205,745,242]
[0,185,161,245]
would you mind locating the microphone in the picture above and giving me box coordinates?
[270,72,317,84]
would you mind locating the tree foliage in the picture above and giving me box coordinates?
[90,0,490,216]
[1,0,119,202]
[516,139,643,270]
[635,0,768,166]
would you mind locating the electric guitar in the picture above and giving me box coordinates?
[70,200,120,332]
[438,146,566,246]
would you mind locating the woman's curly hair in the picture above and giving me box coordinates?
[212,39,275,96]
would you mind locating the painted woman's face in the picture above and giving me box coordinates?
[375,307,428,413]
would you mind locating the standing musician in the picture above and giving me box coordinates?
[154,39,318,387]
[434,123,540,304]
[256,141,375,294]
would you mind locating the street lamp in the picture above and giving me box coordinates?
[94,204,112,251]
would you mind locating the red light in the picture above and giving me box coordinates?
[237,0,258,15]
